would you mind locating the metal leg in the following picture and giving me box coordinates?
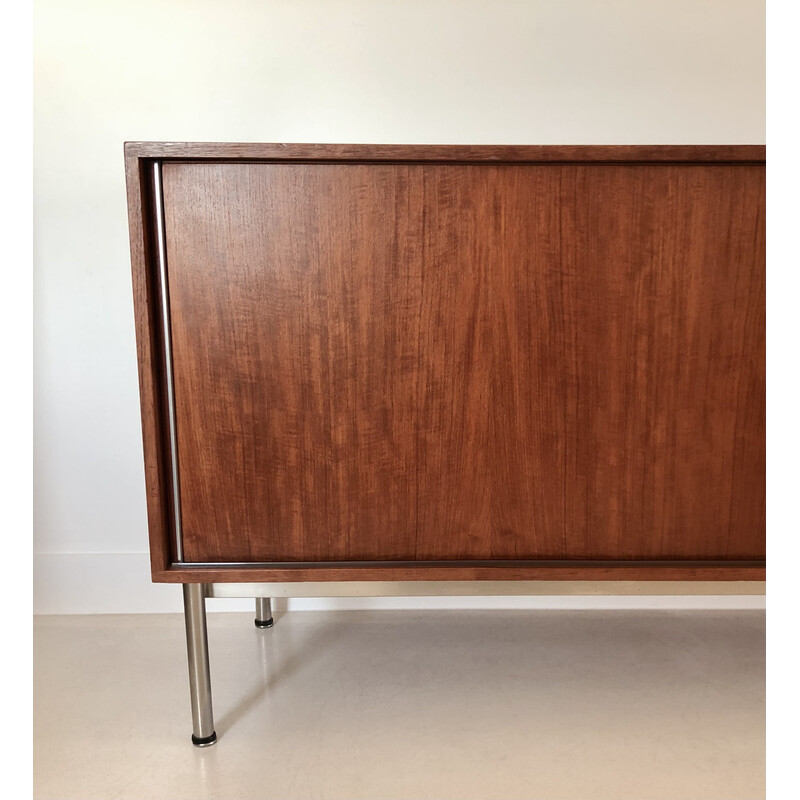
[255,597,274,628]
[182,583,217,747]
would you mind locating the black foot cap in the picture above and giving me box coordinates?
[191,731,217,747]
[254,617,274,629]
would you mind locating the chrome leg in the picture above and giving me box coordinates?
[255,597,274,628]
[182,583,217,747]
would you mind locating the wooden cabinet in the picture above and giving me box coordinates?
[125,143,764,743]
[126,144,765,584]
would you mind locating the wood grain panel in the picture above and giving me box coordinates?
[412,168,493,558]
[164,164,428,561]
[491,166,570,559]
[161,160,764,565]
[559,165,766,559]
[491,165,765,560]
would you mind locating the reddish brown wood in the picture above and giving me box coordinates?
[491,164,766,560]
[125,145,766,583]
[161,160,765,568]
[154,562,765,584]
[125,142,764,163]
[124,154,172,577]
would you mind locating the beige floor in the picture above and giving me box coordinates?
[34,609,765,800]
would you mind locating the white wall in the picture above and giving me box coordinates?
[33,0,765,614]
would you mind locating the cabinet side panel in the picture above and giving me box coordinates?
[125,156,172,574]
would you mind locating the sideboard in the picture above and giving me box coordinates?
[125,143,765,745]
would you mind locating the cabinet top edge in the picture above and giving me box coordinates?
[123,142,765,163]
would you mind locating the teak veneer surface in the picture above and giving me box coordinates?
[151,156,765,570]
